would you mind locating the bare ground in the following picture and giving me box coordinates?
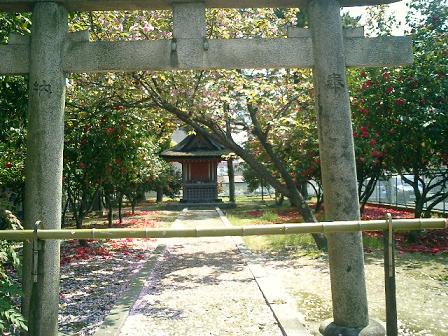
[119,209,283,336]
[243,247,448,336]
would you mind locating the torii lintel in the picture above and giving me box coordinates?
[0,32,412,74]
[0,0,401,12]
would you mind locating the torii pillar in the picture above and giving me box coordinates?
[308,1,384,335]
[22,4,67,336]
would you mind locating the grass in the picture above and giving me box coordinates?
[227,197,440,253]
[362,234,385,250]
[226,197,323,257]
[243,233,323,258]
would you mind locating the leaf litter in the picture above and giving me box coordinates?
[58,210,161,335]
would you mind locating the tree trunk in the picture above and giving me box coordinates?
[315,195,324,213]
[285,190,327,250]
[275,191,284,206]
[414,195,425,218]
[137,188,146,202]
[299,180,308,199]
[358,175,379,215]
[131,199,136,215]
[118,192,123,224]
[74,202,88,246]
[92,190,103,215]
[156,185,163,203]
[227,159,236,203]
[61,197,69,228]
[105,194,113,228]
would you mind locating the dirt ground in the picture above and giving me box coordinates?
[57,204,447,336]
[244,246,448,336]
[119,209,283,336]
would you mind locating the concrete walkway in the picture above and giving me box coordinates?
[96,208,308,336]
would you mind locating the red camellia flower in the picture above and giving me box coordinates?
[360,126,369,138]
[370,149,383,158]
[385,87,394,94]
[360,108,369,116]
[3,162,12,169]
[382,72,390,80]
[362,80,372,90]
[395,98,406,106]
[370,139,376,147]
[106,127,114,135]
[113,105,125,111]
[360,71,367,78]
[79,162,85,169]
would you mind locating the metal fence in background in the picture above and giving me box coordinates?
[366,172,447,216]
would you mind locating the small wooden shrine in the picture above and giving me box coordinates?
[161,133,230,203]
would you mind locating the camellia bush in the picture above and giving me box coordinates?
[350,0,447,217]
[0,12,31,334]
[0,208,27,334]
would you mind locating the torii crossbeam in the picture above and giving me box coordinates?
[0,0,405,11]
[1,2,411,74]
[0,1,411,335]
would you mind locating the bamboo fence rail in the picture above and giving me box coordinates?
[1,218,446,241]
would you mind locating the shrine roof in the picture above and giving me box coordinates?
[161,133,230,160]
[0,0,401,12]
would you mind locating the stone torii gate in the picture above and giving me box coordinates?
[0,0,412,335]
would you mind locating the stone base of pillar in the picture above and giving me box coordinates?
[320,319,385,336]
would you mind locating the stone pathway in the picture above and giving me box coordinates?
[117,209,285,336]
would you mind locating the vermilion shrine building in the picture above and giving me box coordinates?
[161,133,230,203]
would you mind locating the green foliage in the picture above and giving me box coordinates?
[241,162,270,193]
[147,163,182,199]
[0,13,31,44]
[0,209,27,334]
[0,13,30,201]
[63,13,181,216]
[0,18,29,328]
[63,72,179,227]
[260,210,278,222]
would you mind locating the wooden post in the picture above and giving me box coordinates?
[384,213,398,336]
